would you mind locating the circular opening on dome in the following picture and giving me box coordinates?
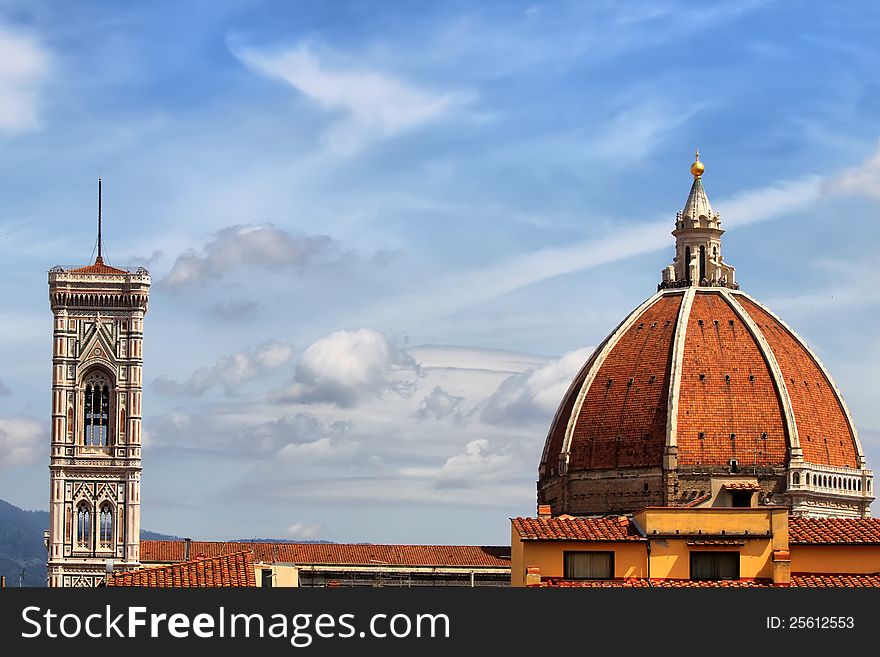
[749,374,755,382]
[698,373,705,380]
[698,432,705,439]
[730,433,736,440]
[761,432,767,440]
[724,374,730,382]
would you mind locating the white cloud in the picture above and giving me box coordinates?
[286,522,323,539]
[481,347,593,427]
[0,26,50,133]
[272,328,420,407]
[434,439,516,489]
[153,340,294,396]
[230,41,465,153]
[163,224,334,287]
[0,417,42,467]
[416,386,465,421]
[823,140,880,200]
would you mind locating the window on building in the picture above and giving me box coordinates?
[261,568,274,588]
[730,491,752,507]
[99,503,113,548]
[83,371,112,446]
[76,502,91,549]
[690,552,739,580]
[564,551,614,579]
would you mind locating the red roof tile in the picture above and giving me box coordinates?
[567,294,683,471]
[69,257,128,275]
[722,482,762,491]
[789,517,880,544]
[141,541,510,567]
[107,551,256,587]
[677,292,789,467]
[680,493,712,507]
[511,516,643,542]
[791,574,880,587]
[737,296,859,468]
[535,577,773,587]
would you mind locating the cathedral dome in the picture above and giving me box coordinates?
[538,154,873,518]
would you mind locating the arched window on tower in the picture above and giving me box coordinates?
[699,245,706,283]
[685,246,692,285]
[82,370,112,447]
[99,503,113,548]
[76,502,91,549]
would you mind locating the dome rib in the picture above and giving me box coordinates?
[562,292,683,471]
[723,289,800,454]
[664,287,696,452]
[673,291,789,467]
[733,292,864,468]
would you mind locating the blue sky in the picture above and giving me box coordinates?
[1,0,879,544]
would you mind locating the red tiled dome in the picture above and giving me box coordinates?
[538,287,867,514]
[538,154,872,518]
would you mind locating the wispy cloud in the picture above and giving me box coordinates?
[153,341,294,397]
[229,40,467,153]
[373,173,824,324]
[0,25,50,133]
[162,224,335,288]
[823,139,880,200]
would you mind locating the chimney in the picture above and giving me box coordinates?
[537,504,552,519]
[525,566,542,587]
[184,537,192,561]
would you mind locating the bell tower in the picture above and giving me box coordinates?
[46,180,151,587]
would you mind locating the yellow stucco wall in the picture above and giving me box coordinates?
[512,534,647,586]
[255,564,299,587]
[790,545,880,574]
[648,538,774,579]
[633,507,788,548]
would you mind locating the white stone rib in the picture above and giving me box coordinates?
[731,290,866,467]
[560,289,677,467]
[664,286,696,450]
[723,289,801,456]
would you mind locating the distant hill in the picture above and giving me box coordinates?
[0,499,48,587]
[0,499,181,587]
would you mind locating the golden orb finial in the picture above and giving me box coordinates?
[690,149,704,178]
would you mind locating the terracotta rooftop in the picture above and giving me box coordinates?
[511,516,643,542]
[107,551,256,587]
[535,578,774,588]
[790,574,880,587]
[141,541,511,568]
[788,516,880,544]
[722,482,762,491]
[69,257,128,275]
